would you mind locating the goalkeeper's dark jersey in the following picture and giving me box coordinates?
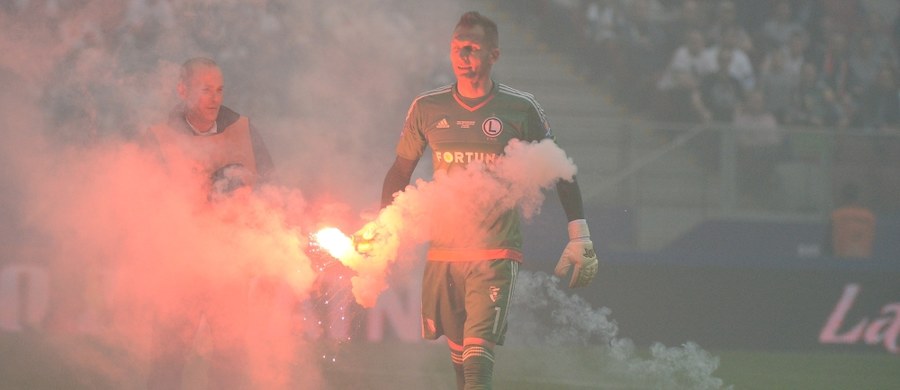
[396,81,552,262]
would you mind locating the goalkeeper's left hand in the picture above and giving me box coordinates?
[554,219,599,288]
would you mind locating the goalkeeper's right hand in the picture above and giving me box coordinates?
[352,221,380,254]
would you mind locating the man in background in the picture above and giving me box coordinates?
[825,182,876,259]
[145,57,273,390]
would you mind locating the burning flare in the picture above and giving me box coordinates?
[309,218,399,309]
[312,227,355,261]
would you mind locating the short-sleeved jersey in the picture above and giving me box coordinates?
[396,82,553,262]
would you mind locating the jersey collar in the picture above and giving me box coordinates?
[452,81,497,112]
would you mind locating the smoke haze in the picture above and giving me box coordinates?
[0,1,459,388]
[0,1,728,389]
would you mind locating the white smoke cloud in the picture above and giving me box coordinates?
[607,339,730,390]
[507,270,618,347]
[507,271,731,390]
[337,139,577,308]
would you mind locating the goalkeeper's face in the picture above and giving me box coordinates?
[450,25,498,84]
[179,64,223,129]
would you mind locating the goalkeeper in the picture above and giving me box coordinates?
[373,11,599,390]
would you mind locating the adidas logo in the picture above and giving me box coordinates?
[436,118,450,129]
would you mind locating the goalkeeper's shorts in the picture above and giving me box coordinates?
[420,259,518,346]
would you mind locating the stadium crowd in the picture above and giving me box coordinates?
[0,0,448,145]
[500,0,900,214]
[4,0,900,216]
[515,0,900,131]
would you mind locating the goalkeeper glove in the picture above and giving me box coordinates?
[554,219,599,288]
[352,221,380,254]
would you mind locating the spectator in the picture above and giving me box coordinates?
[818,0,865,37]
[654,29,711,122]
[583,0,624,84]
[124,0,175,35]
[824,183,876,258]
[702,24,756,91]
[815,31,855,128]
[860,65,900,134]
[616,0,668,109]
[816,32,850,91]
[759,29,809,78]
[808,13,838,63]
[705,0,754,58]
[758,48,800,123]
[691,47,745,169]
[697,47,744,123]
[41,20,122,144]
[848,34,889,109]
[784,62,842,127]
[585,0,620,45]
[657,29,712,89]
[663,0,709,55]
[733,89,784,207]
[790,0,818,30]
[893,6,900,60]
[861,12,899,71]
[118,0,175,72]
[759,1,803,52]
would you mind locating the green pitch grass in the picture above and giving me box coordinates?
[1,336,897,389]
[710,349,899,390]
[322,343,900,390]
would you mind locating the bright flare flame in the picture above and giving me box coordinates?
[313,227,354,260]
